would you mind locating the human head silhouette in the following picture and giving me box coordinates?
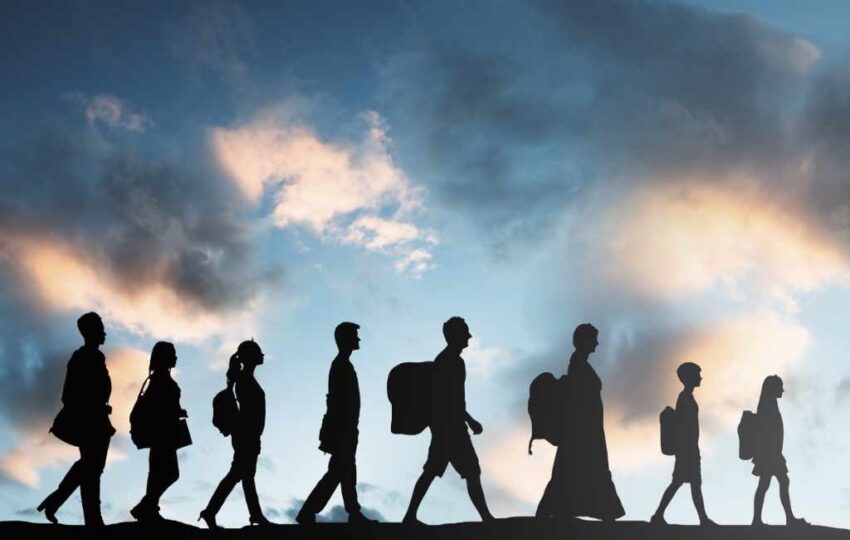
[149,341,177,372]
[572,323,599,354]
[677,362,702,389]
[760,374,784,402]
[334,322,360,353]
[237,339,264,366]
[77,312,105,346]
[443,317,472,350]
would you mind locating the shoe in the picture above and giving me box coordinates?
[295,511,316,525]
[348,512,377,524]
[787,517,809,527]
[36,501,58,525]
[198,510,219,529]
[650,514,667,526]
[402,515,424,526]
[752,519,765,527]
[700,518,718,527]
[249,514,274,526]
[130,503,157,523]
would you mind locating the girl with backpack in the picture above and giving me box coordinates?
[199,340,272,528]
[130,341,189,522]
[751,375,807,527]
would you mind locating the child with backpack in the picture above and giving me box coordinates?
[750,375,807,527]
[651,362,715,526]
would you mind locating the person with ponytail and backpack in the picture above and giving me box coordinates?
[130,341,189,522]
[199,340,273,528]
[751,375,807,527]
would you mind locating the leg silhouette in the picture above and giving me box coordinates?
[690,480,713,525]
[403,472,436,523]
[79,438,109,526]
[134,447,178,521]
[753,475,771,525]
[466,475,493,521]
[777,473,804,525]
[652,480,683,524]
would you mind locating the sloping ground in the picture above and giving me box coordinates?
[1,517,847,540]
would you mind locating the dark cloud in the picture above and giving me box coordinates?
[382,0,815,252]
[0,122,277,311]
[273,498,386,523]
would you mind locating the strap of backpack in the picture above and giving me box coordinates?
[137,375,151,399]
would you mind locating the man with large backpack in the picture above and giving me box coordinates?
[296,322,375,525]
[651,362,715,526]
[402,317,494,524]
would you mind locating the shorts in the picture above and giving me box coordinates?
[424,430,481,479]
[672,454,701,483]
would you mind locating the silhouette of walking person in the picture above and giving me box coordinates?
[537,324,624,521]
[402,317,494,524]
[651,363,715,526]
[130,342,189,522]
[751,375,807,527]
[199,340,273,528]
[296,323,376,525]
[38,312,116,526]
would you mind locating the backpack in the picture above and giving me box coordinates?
[527,372,567,455]
[212,385,239,437]
[129,376,153,449]
[738,410,758,460]
[387,362,434,435]
[659,406,677,456]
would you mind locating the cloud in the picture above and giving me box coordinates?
[380,0,821,254]
[594,179,850,309]
[464,338,514,377]
[273,498,386,523]
[65,93,153,132]
[211,108,437,275]
[0,430,78,487]
[4,235,257,344]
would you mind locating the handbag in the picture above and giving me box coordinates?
[49,407,81,447]
[175,418,192,449]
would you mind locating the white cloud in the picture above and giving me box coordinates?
[598,178,850,310]
[464,338,514,377]
[211,108,437,275]
[2,234,257,346]
[66,93,152,132]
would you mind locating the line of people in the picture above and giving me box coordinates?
[34,312,805,528]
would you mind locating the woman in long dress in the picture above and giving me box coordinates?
[537,323,624,521]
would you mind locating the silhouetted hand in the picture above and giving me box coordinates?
[468,418,483,435]
[105,405,113,414]
[180,408,188,418]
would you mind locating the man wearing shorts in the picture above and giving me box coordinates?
[402,317,494,524]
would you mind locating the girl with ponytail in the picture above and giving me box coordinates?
[199,340,272,528]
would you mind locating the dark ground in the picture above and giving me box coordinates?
[1,518,847,540]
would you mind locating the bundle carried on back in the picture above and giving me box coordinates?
[129,376,153,449]
[387,362,434,435]
[738,410,758,460]
[212,385,239,437]
[527,372,568,455]
[659,406,677,456]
